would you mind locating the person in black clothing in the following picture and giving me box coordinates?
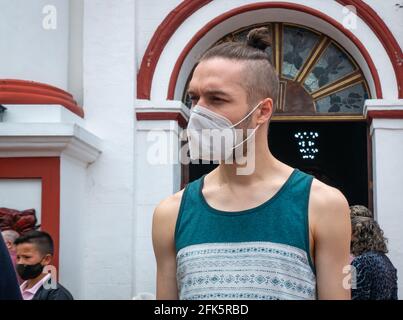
[0,234,22,300]
[15,231,73,300]
[350,214,398,300]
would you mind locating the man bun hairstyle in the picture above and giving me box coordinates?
[246,27,272,51]
[199,26,279,109]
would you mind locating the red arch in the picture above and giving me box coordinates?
[336,0,402,98]
[167,2,383,100]
[137,1,403,101]
[137,0,212,99]
[0,79,84,118]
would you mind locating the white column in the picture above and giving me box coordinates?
[366,100,403,298]
[83,0,136,299]
[133,100,188,296]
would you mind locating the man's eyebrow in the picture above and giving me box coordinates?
[187,88,232,98]
[204,89,232,98]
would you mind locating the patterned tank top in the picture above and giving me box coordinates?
[175,168,317,300]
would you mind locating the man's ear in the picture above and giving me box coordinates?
[5,240,12,249]
[257,97,274,125]
[42,254,52,265]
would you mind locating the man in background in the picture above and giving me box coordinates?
[2,229,22,283]
[0,235,22,299]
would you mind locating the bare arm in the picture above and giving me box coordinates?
[152,191,183,300]
[310,180,352,300]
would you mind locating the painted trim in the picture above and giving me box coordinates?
[0,79,84,118]
[0,157,60,270]
[336,0,403,98]
[167,2,383,100]
[136,111,188,129]
[137,0,213,99]
[367,109,403,121]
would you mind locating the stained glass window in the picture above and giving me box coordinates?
[183,23,371,117]
[304,43,356,93]
[282,26,320,80]
[315,82,369,113]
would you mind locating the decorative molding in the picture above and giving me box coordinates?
[0,123,102,163]
[135,100,190,128]
[0,79,84,118]
[364,99,403,122]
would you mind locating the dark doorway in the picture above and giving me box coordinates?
[188,121,369,207]
[269,121,368,207]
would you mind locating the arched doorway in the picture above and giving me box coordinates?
[186,22,372,208]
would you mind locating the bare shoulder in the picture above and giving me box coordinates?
[152,189,185,240]
[310,178,349,211]
[309,178,350,226]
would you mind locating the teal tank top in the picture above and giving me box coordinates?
[175,168,316,300]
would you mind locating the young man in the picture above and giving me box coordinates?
[15,231,73,300]
[152,28,351,300]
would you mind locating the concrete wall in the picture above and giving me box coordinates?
[135,0,182,69]
[134,119,183,295]
[82,0,136,299]
[0,0,70,90]
[0,179,42,224]
[365,0,403,49]
[59,153,87,298]
[371,117,403,298]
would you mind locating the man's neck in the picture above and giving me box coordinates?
[216,137,282,185]
[25,273,46,289]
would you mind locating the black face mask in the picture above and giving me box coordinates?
[16,262,44,280]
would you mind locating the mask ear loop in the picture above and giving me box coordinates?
[232,124,260,150]
[231,101,263,149]
[229,101,263,129]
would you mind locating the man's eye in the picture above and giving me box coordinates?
[211,97,224,103]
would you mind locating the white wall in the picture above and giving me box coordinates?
[134,120,182,295]
[59,153,87,299]
[371,117,403,298]
[364,0,403,49]
[82,0,136,299]
[135,0,182,69]
[0,0,69,90]
[0,179,42,225]
[68,0,84,105]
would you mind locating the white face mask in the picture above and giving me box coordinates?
[187,101,262,161]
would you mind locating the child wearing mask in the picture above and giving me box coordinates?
[15,231,73,300]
